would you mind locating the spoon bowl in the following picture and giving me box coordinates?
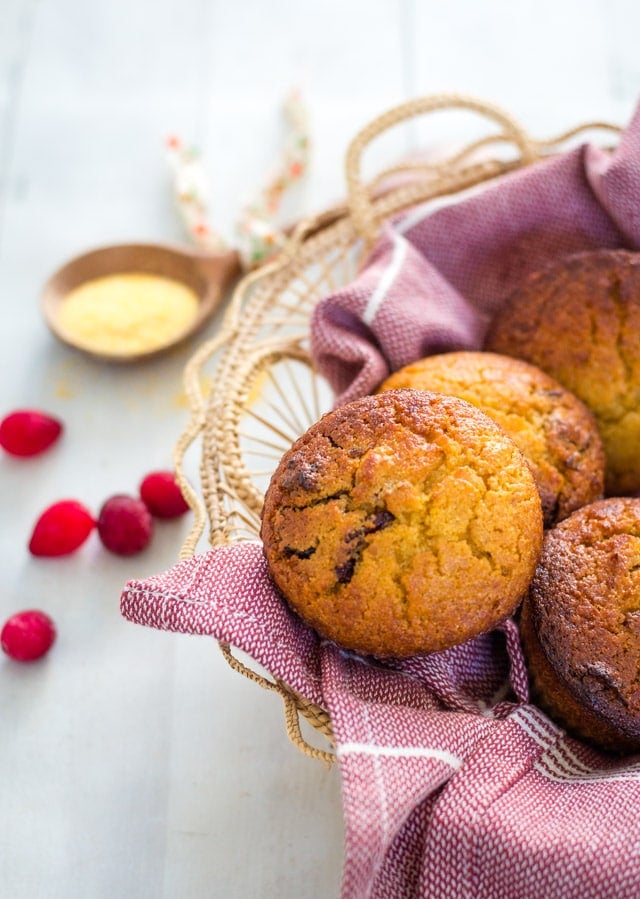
[42,242,241,362]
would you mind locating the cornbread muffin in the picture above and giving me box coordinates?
[520,600,640,754]
[485,249,640,496]
[378,351,605,528]
[522,497,640,753]
[261,389,543,659]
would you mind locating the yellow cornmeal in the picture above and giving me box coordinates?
[57,273,199,355]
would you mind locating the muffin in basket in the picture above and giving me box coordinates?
[261,388,543,659]
[485,249,640,496]
[521,497,640,753]
[377,351,605,528]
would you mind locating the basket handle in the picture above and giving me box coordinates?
[344,93,539,245]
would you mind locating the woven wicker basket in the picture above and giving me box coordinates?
[174,94,620,765]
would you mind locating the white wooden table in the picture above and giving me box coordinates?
[1,2,639,896]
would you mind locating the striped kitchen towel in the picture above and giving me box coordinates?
[121,542,640,899]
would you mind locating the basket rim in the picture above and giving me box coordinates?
[173,94,622,761]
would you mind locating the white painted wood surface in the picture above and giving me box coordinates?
[1,1,639,896]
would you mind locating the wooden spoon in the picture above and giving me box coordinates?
[42,242,241,362]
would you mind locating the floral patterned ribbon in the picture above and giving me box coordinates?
[166,90,310,269]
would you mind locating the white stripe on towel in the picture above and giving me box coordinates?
[362,232,408,326]
[337,742,462,769]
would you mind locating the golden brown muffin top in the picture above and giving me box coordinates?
[529,497,640,740]
[261,389,543,659]
[378,351,605,527]
[485,249,640,496]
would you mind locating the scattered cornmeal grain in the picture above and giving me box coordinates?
[378,351,605,528]
[57,272,199,356]
[485,249,640,496]
[261,389,543,659]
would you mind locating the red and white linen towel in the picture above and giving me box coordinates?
[121,101,640,897]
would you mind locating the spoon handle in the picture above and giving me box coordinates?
[192,249,241,288]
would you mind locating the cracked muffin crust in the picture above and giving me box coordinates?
[378,351,605,528]
[261,389,543,659]
[485,249,640,496]
[522,497,640,752]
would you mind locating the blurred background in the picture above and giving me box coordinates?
[2,1,640,897]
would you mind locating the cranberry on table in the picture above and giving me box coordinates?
[28,500,96,556]
[0,409,63,457]
[1,610,56,661]
[140,470,190,518]
[97,495,153,555]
